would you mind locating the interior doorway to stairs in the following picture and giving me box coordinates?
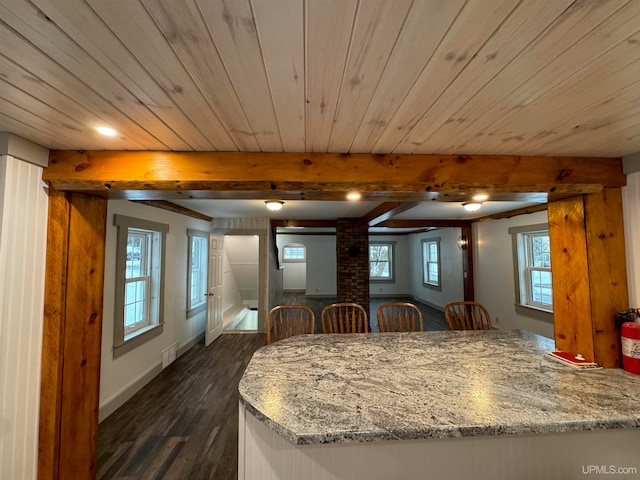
[222,234,260,332]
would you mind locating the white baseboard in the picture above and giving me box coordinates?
[99,363,161,422]
[99,332,205,423]
[409,295,445,312]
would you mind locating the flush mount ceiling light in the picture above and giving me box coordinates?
[472,193,489,202]
[265,200,284,211]
[96,126,117,137]
[346,191,361,201]
[462,202,482,212]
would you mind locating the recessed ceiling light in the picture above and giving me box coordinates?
[472,193,489,202]
[97,126,117,137]
[462,202,482,212]
[265,200,284,211]
[346,191,361,201]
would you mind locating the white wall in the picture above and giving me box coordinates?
[99,200,211,420]
[282,262,306,290]
[277,234,337,296]
[222,249,242,315]
[225,235,259,306]
[409,228,464,310]
[0,154,48,480]
[474,210,553,338]
[623,171,640,306]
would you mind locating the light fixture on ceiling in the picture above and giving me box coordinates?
[472,193,489,202]
[346,191,361,201]
[462,202,482,212]
[265,200,284,211]
[96,126,117,137]
[457,235,469,250]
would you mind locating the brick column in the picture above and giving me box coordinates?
[336,218,369,322]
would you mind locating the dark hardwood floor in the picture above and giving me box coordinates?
[97,333,266,480]
[97,296,446,479]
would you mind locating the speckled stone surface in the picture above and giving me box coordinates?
[238,330,640,445]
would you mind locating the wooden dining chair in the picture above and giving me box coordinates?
[376,302,424,332]
[321,303,369,334]
[444,301,492,330]
[266,305,315,344]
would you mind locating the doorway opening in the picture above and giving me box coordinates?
[222,235,259,332]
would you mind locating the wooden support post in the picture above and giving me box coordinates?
[548,188,628,367]
[38,188,107,479]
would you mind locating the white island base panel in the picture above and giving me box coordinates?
[239,405,640,480]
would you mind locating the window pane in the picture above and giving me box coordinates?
[283,245,305,260]
[370,261,389,277]
[531,235,551,268]
[369,245,389,261]
[429,243,438,261]
[530,270,553,306]
[428,264,439,283]
[125,279,147,327]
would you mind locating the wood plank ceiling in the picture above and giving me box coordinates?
[0,0,639,157]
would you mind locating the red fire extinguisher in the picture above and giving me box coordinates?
[621,309,640,375]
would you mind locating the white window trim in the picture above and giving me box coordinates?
[369,241,395,282]
[509,223,554,322]
[282,243,306,263]
[113,214,168,358]
[421,237,441,290]
[187,229,208,318]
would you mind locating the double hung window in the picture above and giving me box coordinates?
[113,215,168,357]
[369,242,394,281]
[510,224,553,316]
[422,239,440,288]
[188,230,208,317]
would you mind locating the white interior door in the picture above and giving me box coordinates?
[206,234,224,346]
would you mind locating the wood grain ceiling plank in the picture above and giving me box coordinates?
[0,111,80,151]
[326,0,413,152]
[251,0,305,152]
[394,0,574,153]
[535,100,640,157]
[86,0,237,151]
[423,0,637,155]
[0,18,167,150]
[143,0,260,151]
[0,63,142,151]
[32,0,219,151]
[0,85,102,150]
[369,0,520,154]
[196,0,283,151]
[305,0,358,151]
[349,0,466,152]
[0,0,191,150]
[480,35,640,155]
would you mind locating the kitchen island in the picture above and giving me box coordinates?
[238,330,640,479]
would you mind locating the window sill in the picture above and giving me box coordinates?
[187,303,206,319]
[422,282,442,291]
[514,304,553,323]
[113,322,164,359]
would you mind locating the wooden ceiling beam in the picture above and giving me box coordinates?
[359,202,421,227]
[44,151,624,200]
[271,219,337,228]
[377,219,472,229]
[131,200,213,221]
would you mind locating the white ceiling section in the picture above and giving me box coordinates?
[0,0,637,220]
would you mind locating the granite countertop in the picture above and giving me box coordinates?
[238,330,640,445]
